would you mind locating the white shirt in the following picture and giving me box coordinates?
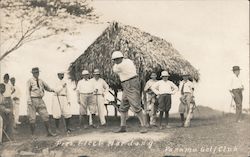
[54,79,70,100]
[229,74,244,91]
[151,80,178,95]
[3,82,14,97]
[144,79,158,94]
[91,78,109,95]
[179,80,194,94]
[11,85,21,99]
[76,79,94,94]
[113,59,137,82]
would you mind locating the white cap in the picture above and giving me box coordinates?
[93,69,100,75]
[111,51,124,60]
[82,70,89,75]
[161,71,170,77]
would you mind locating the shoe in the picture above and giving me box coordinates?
[151,124,158,128]
[166,125,172,129]
[16,121,21,125]
[159,125,164,130]
[67,128,75,132]
[99,124,107,128]
[55,129,61,134]
[114,126,127,133]
[47,132,57,137]
[140,127,148,133]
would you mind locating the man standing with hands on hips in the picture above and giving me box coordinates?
[27,67,56,137]
[112,51,147,133]
[229,66,244,122]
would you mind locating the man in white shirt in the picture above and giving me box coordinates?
[52,72,73,133]
[10,77,21,128]
[76,70,97,128]
[229,66,244,122]
[151,71,178,129]
[112,51,147,133]
[2,74,15,140]
[144,72,158,127]
[178,74,195,127]
[90,69,109,127]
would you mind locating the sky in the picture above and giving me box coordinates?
[0,0,249,115]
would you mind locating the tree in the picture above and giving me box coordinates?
[0,0,99,62]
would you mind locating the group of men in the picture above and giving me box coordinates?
[0,50,245,142]
[0,74,21,143]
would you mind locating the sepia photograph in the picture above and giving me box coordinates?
[0,0,249,157]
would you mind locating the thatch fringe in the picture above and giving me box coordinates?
[68,22,200,90]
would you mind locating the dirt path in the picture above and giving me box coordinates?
[0,113,249,157]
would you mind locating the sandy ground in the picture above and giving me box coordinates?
[0,107,250,157]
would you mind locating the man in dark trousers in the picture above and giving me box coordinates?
[229,66,244,122]
[27,67,56,137]
[112,51,147,133]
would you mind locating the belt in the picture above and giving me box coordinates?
[31,97,43,99]
[121,75,138,83]
[55,94,67,97]
[80,93,93,95]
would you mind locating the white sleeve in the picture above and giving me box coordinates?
[151,81,160,95]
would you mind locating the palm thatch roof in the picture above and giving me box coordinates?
[68,22,199,90]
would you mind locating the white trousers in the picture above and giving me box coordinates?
[52,96,72,119]
[13,99,20,123]
[93,94,106,125]
[0,116,2,143]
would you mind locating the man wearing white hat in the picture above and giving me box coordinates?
[52,72,73,133]
[90,69,109,127]
[76,70,97,128]
[144,72,158,127]
[178,73,195,127]
[151,71,178,129]
[111,51,147,133]
[229,66,244,122]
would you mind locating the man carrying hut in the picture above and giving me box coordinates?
[52,72,73,133]
[111,51,147,133]
[2,74,15,140]
[90,69,109,127]
[229,66,244,122]
[144,72,158,127]
[10,77,21,128]
[151,71,178,129]
[76,70,98,128]
[27,67,56,137]
[0,83,12,142]
[178,74,195,127]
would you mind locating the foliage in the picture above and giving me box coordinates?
[0,0,99,61]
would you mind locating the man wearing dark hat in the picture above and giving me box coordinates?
[229,66,244,122]
[27,67,56,137]
[178,73,195,127]
[52,72,73,133]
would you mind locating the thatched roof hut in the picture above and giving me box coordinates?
[68,22,199,90]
